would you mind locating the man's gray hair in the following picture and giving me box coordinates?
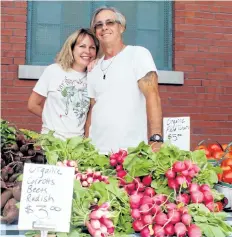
[90,6,126,31]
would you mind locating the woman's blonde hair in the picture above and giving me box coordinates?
[56,28,99,71]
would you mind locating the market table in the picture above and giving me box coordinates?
[1,212,232,237]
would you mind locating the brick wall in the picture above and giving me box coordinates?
[1,1,232,149]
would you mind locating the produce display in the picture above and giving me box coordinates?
[1,120,232,237]
[0,120,45,224]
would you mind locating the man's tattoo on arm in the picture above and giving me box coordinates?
[141,72,156,87]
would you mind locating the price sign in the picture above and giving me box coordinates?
[163,117,190,151]
[18,164,75,233]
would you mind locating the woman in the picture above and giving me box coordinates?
[28,28,99,139]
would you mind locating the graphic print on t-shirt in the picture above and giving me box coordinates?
[57,76,89,126]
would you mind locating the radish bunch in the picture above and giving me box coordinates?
[86,202,114,237]
[56,160,78,172]
[75,169,109,187]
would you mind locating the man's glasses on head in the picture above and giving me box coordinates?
[94,19,121,31]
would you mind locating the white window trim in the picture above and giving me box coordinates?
[18,65,184,85]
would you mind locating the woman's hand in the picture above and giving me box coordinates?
[87,59,99,72]
[28,91,46,117]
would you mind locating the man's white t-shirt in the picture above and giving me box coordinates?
[33,63,89,139]
[87,46,158,154]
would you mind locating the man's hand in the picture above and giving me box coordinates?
[149,142,162,152]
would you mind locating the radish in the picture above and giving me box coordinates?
[200,184,211,192]
[140,204,150,215]
[141,196,154,206]
[144,187,156,197]
[131,209,141,219]
[87,177,93,184]
[99,224,107,235]
[99,202,110,211]
[56,161,64,166]
[116,164,123,172]
[90,209,104,220]
[154,212,168,225]
[165,169,176,179]
[181,169,189,176]
[164,223,175,236]
[153,194,167,205]
[94,171,101,178]
[188,169,197,178]
[174,222,187,237]
[203,191,213,203]
[86,221,97,236]
[188,224,202,237]
[191,191,204,203]
[176,175,187,186]
[86,168,93,174]
[126,182,136,191]
[179,206,189,215]
[142,175,152,186]
[136,182,145,192]
[153,224,165,237]
[189,183,199,193]
[181,213,192,225]
[107,227,114,234]
[117,170,127,179]
[67,160,77,167]
[192,164,200,173]
[81,174,87,180]
[82,181,88,187]
[130,194,141,207]
[165,203,177,211]
[141,214,153,225]
[167,209,181,224]
[184,160,193,170]
[173,161,186,172]
[110,159,117,167]
[140,226,151,237]
[168,179,179,190]
[151,204,162,215]
[132,219,144,232]
[100,217,114,228]
[205,201,216,212]
[176,193,190,205]
[91,219,101,229]
[92,230,102,237]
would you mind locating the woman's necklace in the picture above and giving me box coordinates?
[100,45,126,80]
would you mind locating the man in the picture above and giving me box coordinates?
[85,6,163,154]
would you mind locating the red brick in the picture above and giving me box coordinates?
[195,12,215,19]
[215,13,232,21]
[1,43,12,50]
[195,87,205,93]
[1,35,10,43]
[14,1,27,8]
[184,4,199,11]
[1,94,29,101]
[14,57,25,64]
[2,51,25,58]
[5,22,26,29]
[1,72,17,80]
[7,87,32,94]
[220,7,232,14]
[195,66,216,73]
[14,80,37,87]
[1,1,15,7]
[14,15,27,22]
[1,57,13,65]
[1,29,13,36]
[175,11,195,17]
[2,15,14,22]
[185,72,207,79]
[13,29,26,36]
[12,43,26,51]
[185,79,202,86]
[204,59,224,67]
[175,65,195,72]
[174,3,185,10]
[9,36,26,44]
[1,80,14,86]
[3,7,27,15]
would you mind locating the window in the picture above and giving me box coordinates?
[26,1,173,70]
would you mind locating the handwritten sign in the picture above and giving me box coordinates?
[18,164,75,232]
[163,117,190,151]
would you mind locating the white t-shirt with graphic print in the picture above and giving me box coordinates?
[87,46,158,154]
[33,63,89,139]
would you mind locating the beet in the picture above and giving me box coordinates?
[1,198,19,224]
[1,188,13,208]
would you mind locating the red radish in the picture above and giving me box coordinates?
[86,221,96,236]
[130,194,141,207]
[151,204,162,215]
[188,169,197,178]
[94,171,101,178]
[176,193,190,205]
[92,230,101,237]
[192,164,200,173]
[154,212,168,225]
[203,191,213,203]
[168,179,179,190]
[188,224,202,237]
[93,179,100,183]
[189,183,200,193]
[132,219,144,232]
[63,160,68,165]
[173,161,186,172]
[126,182,136,191]
[164,223,175,236]
[90,210,104,220]
[99,224,107,234]
[184,160,193,170]
[142,175,152,186]
[205,201,216,212]
[67,160,77,167]
[116,164,123,172]
[133,177,141,184]
[56,161,64,166]
[107,227,114,234]
[153,194,167,205]
[168,209,181,224]
[141,196,154,206]
[110,159,117,167]
[191,191,204,203]
[181,169,189,176]
[153,224,165,237]
[117,170,127,178]
[141,214,153,225]
[140,226,151,237]
[176,175,187,186]
[117,155,124,164]
[90,219,101,229]
[174,222,187,237]
[179,206,188,214]
[166,203,177,211]
[144,187,156,197]
[131,209,141,219]
[82,181,88,187]
[136,182,146,192]
[181,213,192,225]
[87,177,93,184]
[82,174,87,180]
[100,217,114,228]
[165,169,176,179]
[140,204,150,215]
[99,202,110,211]
[200,184,211,192]
[86,168,93,174]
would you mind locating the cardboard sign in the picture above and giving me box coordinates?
[163,117,190,151]
[18,164,75,232]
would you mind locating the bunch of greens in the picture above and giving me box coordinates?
[188,204,232,237]
[1,119,16,148]
[37,132,112,175]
